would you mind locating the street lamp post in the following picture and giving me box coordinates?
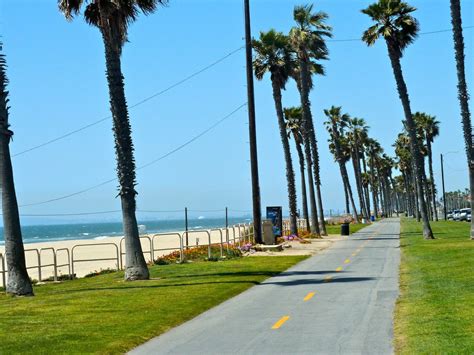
[244,0,262,244]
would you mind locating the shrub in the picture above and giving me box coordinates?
[154,245,242,265]
[84,268,116,278]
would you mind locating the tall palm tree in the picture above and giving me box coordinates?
[450,0,474,240]
[59,0,168,279]
[324,106,360,222]
[414,112,440,221]
[366,138,383,218]
[362,0,434,239]
[0,43,33,296]
[347,117,371,220]
[290,4,332,236]
[394,133,414,216]
[253,30,298,236]
[285,106,310,232]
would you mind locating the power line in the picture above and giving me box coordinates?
[19,102,247,208]
[327,25,473,42]
[10,25,472,157]
[12,46,244,158]
[12,208,239,217]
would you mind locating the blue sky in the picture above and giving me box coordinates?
[1,0,473,224]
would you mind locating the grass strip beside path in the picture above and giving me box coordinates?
[325,223,367,235]
[395,218,474,354]
[0,256,307,354]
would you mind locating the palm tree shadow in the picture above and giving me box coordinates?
[58,275,373,294]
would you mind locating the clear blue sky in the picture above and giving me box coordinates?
[1,0,473,224]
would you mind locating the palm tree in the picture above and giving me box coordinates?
[324,106,360,222]
[253,30,298,236]
[347,117,371,220]
[450,0,474,240]
[394,133,414,216]
[414,112,440,221]
[362,0,434,239]
[285,106,310,232]
[59,0,169,279]
[366,138,383,218]
[290,4,332,236]
[0,43,33,296]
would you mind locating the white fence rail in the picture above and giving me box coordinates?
[0,223,254,289]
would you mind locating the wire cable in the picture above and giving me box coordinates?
[327,25,473,42]
[10,25,472,156]
[19,102,247,208]
[12,46,244,158]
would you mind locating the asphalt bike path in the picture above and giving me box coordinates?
[131,218,400,355]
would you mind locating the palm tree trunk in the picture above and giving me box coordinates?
[295,140,310,232]
[369,157,378,218]
[102,36,150,280]
[450,0,474,239]
[341,162,359,222]
[271,81,298,236]
[361,153,372,218]
[386,42,434,239]
[352,150,369,220]
[402,170,412,216]
[0,52,33,296]
[304,140,320,235]
[0,132,33,296]
[298,60,327,235]
[412,163,421,222]
[344,182,350,214]
[429,147,438,218]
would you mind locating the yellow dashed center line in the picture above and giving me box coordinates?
[303,292,316,301]
[344,259,350,264]
[272,316,290,329]
[352,252,357,256]
[324,276,332,282]
[335,266,343,272]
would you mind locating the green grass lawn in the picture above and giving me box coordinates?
[0,256,306,354]
[325,222,368,235]
[395,218,474,354]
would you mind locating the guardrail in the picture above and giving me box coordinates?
[71,243,120,279]
[119,236,153,269]
[0,253,5,289]
[39,248,57,282]
[0,222,259,288]
[151,233,183,262]
[56,248,72,279]
[181,230,212,259]
[209,229,224,257]
[25,249,42,282]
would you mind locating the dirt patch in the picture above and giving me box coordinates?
[244,235,341,257]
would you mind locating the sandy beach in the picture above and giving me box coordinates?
[0,226,251,286]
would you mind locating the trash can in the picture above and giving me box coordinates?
[370,215,375,222]
[341,223,350,236]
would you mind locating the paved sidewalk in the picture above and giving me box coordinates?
[131,218,400,355]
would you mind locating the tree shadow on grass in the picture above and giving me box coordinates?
[167,270,337,279]
[57,275,374,294]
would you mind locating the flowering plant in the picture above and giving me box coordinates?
[238,243,254,252]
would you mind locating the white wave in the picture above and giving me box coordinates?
[94,236,109,241]
[192,226,203,230]
[81,233,90,236]
[198,216,205,220]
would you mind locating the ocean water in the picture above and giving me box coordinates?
[0,217,251,246]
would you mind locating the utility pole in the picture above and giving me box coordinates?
[441,154,447,220]
[244,0,262,244]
